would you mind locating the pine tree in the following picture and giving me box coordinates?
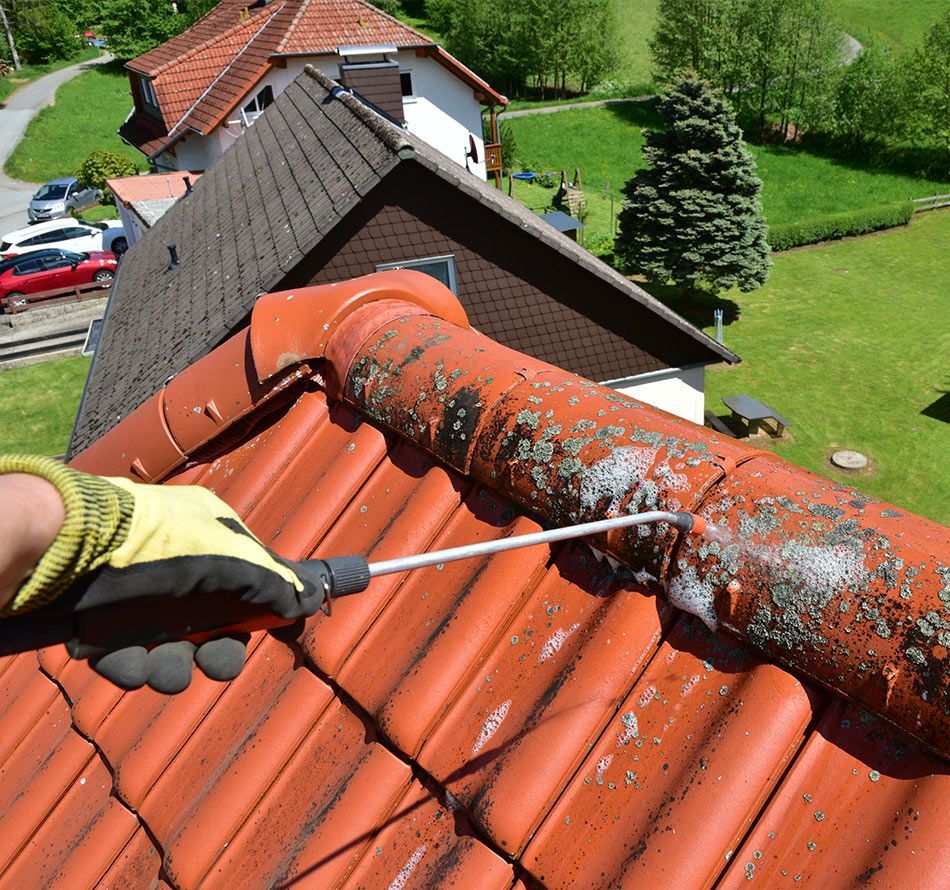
[616,76,771,293]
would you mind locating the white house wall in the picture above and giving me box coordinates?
[157,54,487,178]
[606,365,707,425]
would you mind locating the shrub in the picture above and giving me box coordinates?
[590,80,644,100]
[767,202,915,251]
[584,231,616,259]
[77,149,138,203]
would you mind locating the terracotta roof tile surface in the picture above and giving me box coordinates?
[7,272,947,886]
[277,0,431,55]
[107,171,202,204]
[72,66,733,454]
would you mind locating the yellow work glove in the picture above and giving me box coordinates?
[0,456,330,693]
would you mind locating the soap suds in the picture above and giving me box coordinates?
[389,844,427,890]
[539,624,581,662]
[472,700,512,755]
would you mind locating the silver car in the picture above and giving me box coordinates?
[27,177,100,223]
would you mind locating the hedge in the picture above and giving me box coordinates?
[767,201,915,251]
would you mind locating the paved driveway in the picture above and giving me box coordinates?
[0,54,113,235]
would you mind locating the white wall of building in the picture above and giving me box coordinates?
[605,365,707,425]
[155,53,487,178]
[115,203,145,247]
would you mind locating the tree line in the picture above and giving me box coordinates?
[652,0,950,154]
[1,0,218,67]
[427,0,617,99]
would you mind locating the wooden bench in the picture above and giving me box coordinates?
[722,394,792,438]
[704,410,737,438]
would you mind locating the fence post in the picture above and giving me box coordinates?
[714,309,723,344]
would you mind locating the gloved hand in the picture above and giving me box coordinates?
[0,455,329,693]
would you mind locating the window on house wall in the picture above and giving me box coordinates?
[243,84,275,117]
[140,77,160,115]
[400,71,413,97]
[376,254,458,293]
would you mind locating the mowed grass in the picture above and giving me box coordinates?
[4,63,141,182]
[695,210,949,524]
[829,0,946,50]
[0,355,91,455]
[504,104,950,234]
[0,47,101,105]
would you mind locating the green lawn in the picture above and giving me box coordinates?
[0,47,101,105]
[829,0,946,50]
[0,355,91,455]
[611,0,658,90]
[687,210,949,524]
[4,63,141,183]
[504,104,950,236]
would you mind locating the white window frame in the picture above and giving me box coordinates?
[376,254,458,294]
[399,69,415,101]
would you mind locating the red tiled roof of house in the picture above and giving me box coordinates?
[275,0,432,54]
[122,0,504,157]
[4,271,947,885]
[106,171,202,205]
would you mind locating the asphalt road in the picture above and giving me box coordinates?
[0,54,113,236]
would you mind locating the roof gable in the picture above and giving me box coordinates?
[74,66,733,455]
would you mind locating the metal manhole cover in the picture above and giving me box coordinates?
[831,450,868,470]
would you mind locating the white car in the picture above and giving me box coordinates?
[0,218,128,260]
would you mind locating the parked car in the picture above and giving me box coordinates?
[27,177,100,223]
[0,249,117,308]
[0,218,127,259]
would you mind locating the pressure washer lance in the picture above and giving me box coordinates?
[0,511,706,659]
[313,510,708,603]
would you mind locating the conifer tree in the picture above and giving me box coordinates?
[616,76,771,293]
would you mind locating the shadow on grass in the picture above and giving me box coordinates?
[604,99,663,130]
[921,391,949,423]
[636,280,742,329]
[751,133,950,184]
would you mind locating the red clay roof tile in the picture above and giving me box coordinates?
[4,271,948,885]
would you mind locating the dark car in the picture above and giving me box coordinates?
[0,249,117,309]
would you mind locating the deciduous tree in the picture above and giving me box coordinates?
[616,76,770,293]
[909,9,950,152]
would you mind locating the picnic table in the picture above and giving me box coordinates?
[722,394,791,438]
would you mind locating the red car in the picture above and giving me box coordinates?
[0,248,117,308]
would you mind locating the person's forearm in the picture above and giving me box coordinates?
[0,474,65,608]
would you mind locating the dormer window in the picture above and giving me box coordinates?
[140,77,160,115]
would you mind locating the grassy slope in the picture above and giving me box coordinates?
[0,47,100,105]
[4,63,141,182]
[0,355,91,455]
[698,210,950,524]
[830,0,945,50]
[611,0,658,88]
[504,104,950,234]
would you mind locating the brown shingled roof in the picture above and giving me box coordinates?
[73,66,736,456]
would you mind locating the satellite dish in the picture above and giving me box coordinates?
[465,134,479,166]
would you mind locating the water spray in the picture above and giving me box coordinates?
[313,510,710,598]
